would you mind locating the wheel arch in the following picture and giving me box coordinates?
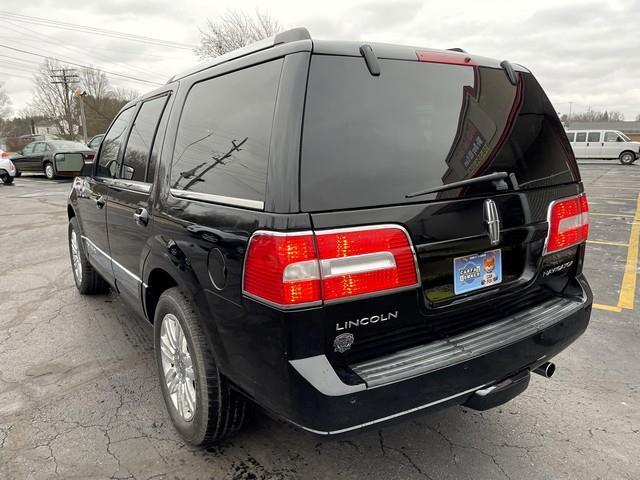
[144,267,178,324]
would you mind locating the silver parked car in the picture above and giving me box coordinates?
[0,149,16,184]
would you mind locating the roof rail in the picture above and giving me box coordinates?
[168,27,312,82]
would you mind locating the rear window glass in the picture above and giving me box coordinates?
[170,59,282,201]
[301,56,578,211]
[566,132,575,142]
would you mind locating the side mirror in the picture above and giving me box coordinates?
[55,153,86,175]
[617,137,623,142]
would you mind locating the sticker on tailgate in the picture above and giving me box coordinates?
[453,249,502,295]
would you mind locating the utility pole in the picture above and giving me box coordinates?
[74,89,88,144]
[50,68,80,139]
[568,101,573,120]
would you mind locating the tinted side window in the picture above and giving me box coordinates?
[604,131,619,142]
[566,132,575,142]
[22,143,35,155]
[97,107,134,178]
[121,96,168,182]
[33,143,46,153]
[147,97,171,184]
[587,132,600,142]
[576,132,587,142]
[170,59,282,201]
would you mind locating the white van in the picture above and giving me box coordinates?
[565,129,640,164]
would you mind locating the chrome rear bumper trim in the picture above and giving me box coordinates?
[352,296,584,388]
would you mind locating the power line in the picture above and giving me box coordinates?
[0,11,195,50]
[0,43,163,86]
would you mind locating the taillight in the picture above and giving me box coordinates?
[243,225,419,308]
[243,232,321,308]
[1,152,8,159]
[544,194,589,255]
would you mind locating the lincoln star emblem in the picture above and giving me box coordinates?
[333,333,355,353]
[483,199,501,246]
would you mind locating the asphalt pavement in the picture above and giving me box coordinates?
[0,166,638,480]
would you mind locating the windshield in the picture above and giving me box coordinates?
[618,132,632,142]
[301,55,579,211]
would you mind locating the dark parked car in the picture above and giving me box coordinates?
[12,140,95,179]
[67,28,592,446]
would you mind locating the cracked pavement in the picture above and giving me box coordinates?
[1,169,639,480]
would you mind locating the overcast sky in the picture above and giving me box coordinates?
[0,0,639,119]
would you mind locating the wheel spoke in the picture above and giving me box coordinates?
[165,368,179,394]
[185,381,196,412]
[160,338,174,362]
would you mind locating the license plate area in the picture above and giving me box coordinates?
[453,248,502,295]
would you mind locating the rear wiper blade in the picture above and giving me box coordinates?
[405,171,511,199]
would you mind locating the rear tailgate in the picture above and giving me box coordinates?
[300,52,583,367]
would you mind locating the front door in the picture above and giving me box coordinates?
[75,107,135,284]
[602,131,624,158]
[585,131,602,158]
[12,143,36,172]
[106,94,170,315]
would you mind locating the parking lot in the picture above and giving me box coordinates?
[0,164,638,480]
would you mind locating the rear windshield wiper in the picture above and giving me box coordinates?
[405,171,514,199]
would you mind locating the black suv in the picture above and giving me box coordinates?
[67,28,592,445]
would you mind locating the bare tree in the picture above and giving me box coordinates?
[569,109,625,122]
[0,82,12,120]
[195,10,282,59]
[31,59,80,138]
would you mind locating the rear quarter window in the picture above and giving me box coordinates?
[170,59,283,202]
[301,55,578,211]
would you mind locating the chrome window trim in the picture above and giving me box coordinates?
[286,384,486,435]
[81,236,147,288]
[170,188,264,211]
[109,178,152,194]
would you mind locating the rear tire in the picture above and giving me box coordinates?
[154,287,247,446]
[44,162,56,179]
[619,151,635,165]
[68,217,109,294]
[1,174,13,184]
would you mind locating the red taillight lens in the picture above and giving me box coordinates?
[316,227,418,301]
[243,232,321,307]
[243,226,419,308]
[1,152,8,159]
[545,194,589,254]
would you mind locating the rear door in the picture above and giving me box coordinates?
[106,93,171,314]
[300,54,581,363]
[585,131,602,158]
[31,142,47,171]
[573,132,587,158]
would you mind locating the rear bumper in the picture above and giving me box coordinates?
[274,276,592,435]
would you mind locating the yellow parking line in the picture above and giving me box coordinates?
[617,192,640,310]
[593,303,623,312]
[587,240,629,247]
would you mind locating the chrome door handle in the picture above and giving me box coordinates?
[133,207,149,226]
[95,195,105,209]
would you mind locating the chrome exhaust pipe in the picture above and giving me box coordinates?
[533,362,555,378]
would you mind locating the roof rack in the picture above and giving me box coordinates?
[168,27,311,83]
[447,47,467,53]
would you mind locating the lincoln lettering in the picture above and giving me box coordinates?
[336,311,399,331]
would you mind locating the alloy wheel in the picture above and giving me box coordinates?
[160,313,196,421]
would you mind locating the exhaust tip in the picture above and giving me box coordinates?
[533,362,555,378]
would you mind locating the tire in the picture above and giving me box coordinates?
[619,151,635,165]
[2,175,14,184]
[154,287,247,446]
[44,162,56,179]
[68,217,109,294]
